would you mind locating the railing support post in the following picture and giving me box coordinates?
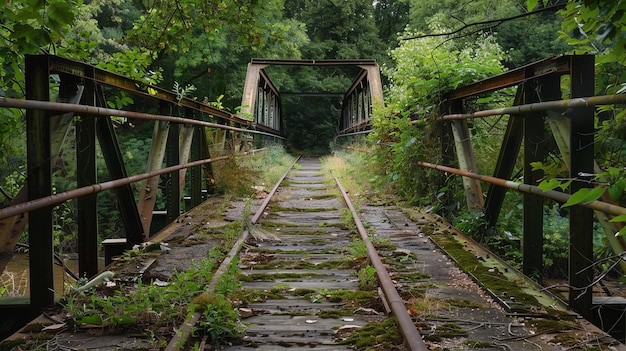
[568,55,595,318]
[447,98,483,211]
[25,55,54,311]
[166,122,181,223]
[522,78,551,282]
[77,69,99,278]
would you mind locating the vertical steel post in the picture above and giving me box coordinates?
[138,101,170,234]
[77,70,99,277]
[166,122,180,223]
[568,55,595,318]
[190,126,203,207]
[522,79,547,281]
[448,98,484,211]
[25,55,54,310]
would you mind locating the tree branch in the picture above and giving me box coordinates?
[401,2,567,41]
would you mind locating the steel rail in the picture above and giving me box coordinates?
[0,97,285,139]
[333,174,427,351]
[441,94,626,120]
[164,156,300,351]
[417,161,626,217]
[0,150,267,221]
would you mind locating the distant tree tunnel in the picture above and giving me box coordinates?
[282,95,342,155]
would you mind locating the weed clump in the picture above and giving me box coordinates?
[338,317,404,350]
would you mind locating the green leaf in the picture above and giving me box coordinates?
[476,96,494,104]
[562,187,605,207]
[527,0,539,11]
[538,179,561,191]
[77,314,103,325]
[608,179,626,201]
[609,214,626,223]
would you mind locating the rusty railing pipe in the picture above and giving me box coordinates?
[0,150,266,221]
[417,161,626,217]
[0,97,284,139]
[441,94,626,121]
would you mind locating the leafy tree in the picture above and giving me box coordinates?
[285,0,385,61]
[370,16,506,204]
[405,0,569,69]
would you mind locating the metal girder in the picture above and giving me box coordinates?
[483,87,525,226]
[567,55,595,318]
[46,55,244,124]
[25,55,54,311]
[166,123,180,224]
[77,68,99,278]
[178,109,196,196]
[138,105,170,235]
[250,58,377,66]
[95,86,145,248]
[445,55,572,101]
[521,78,555,282]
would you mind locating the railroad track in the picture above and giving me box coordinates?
[211,156,425,350]
[5,156,621,351]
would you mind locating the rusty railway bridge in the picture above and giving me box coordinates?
[2,54,626,346]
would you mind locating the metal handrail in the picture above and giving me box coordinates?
[0,150,266,221]
[441,93,626,120]
[0,97,285,139]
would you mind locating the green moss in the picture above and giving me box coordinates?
[424,322,467,340]
[526,318,573,333]
[0,339,26,351]
[21,323,46,333]
[431,233,539,307]
[338,318,403,349]
[28,333,54,341]
[447,299,484,308]
[238,272,325,282]
[229,289,286,304]
[463,340,492,348]
[317,309,353,318]
[305,289,378,306]
[392,272,430,281]
[288,288,317,296]
[268,204,338,212]
[311,194,336,200]
[247,258,363,270]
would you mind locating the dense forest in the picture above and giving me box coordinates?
[1,0,625,277]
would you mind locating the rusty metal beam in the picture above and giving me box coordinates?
[0,97,284,139]
[416,161,626,217]
[568,55,595,319]
[166,122,180,224]
[0,154,235,221]
[441,93,626,120]
[445,55,572,101]
[25,55,54,311]
[139,104,171,235]
[45,55,248,124]
[77,69,99,278]
[95,114,145,247]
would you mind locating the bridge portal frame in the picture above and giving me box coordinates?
[240,59,383,140]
